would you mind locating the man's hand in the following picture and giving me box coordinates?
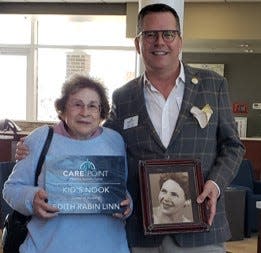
[197,180,219,226]
[15,137,29,160]
[33,189,59,219]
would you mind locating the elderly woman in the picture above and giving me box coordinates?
[3,74,131,253]
[153,172,192,224]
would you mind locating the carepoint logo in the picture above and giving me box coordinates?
[80,159,96,172]
[79,159,108,177]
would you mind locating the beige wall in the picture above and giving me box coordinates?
[126,2,261,41]
[183,3,261,40]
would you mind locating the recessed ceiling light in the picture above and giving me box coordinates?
[240,43,249,48]
[244,49,254,53]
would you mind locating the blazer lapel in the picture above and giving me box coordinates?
[134,76,166,149]
[169,65,201,144]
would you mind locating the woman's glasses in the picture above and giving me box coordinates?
[68,101,101,114]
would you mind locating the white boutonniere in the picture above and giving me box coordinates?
[190,104,213,128]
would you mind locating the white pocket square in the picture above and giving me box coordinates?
[190,104,213,128]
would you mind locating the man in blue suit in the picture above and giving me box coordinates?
[105,3,245,253]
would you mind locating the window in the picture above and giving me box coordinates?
[0,54,27,120]
[0,15,31,44]
[0,14,136,121]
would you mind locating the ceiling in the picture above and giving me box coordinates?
[2,0,261,3]
[1,0,261,53]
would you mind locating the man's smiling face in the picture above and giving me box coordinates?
[135,11,182,73]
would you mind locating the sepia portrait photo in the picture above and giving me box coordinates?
[139,159,209,235]
[150,172,193,225]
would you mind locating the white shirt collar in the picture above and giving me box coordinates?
[143,61,185,90]
[142,61,185,148]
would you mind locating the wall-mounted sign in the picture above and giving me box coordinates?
[234,117,247,138]
[188,63,224,76]
[233,103,248,114]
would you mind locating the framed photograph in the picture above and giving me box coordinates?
[139,159,209,235]
[188,63,224,76]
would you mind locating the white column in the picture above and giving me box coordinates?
[136,0,184,75]
[138,0,184,33]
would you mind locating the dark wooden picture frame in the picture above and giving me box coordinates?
[139,159,209,235]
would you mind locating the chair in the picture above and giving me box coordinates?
[0,161,14,228]
[224,187,246,240]
[230,159,261,237]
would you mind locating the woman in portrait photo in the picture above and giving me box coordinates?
[153,172,193,224]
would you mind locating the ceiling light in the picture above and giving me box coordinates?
[244,49,254,53]
[240,43,249,48]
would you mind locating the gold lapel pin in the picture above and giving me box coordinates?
[191,77,198,85]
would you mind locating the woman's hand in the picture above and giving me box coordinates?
[15,137,29,161]
[113,196,132,219]
[33,189,59,219]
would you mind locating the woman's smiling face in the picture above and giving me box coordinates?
[62,87,102,140]
[158,179,186,215]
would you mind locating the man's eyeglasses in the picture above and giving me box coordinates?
[137,30,180,43]
[68,101,101,114]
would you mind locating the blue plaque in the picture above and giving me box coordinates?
[44,155,126,214]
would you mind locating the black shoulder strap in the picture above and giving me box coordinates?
[34,126,54,186]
